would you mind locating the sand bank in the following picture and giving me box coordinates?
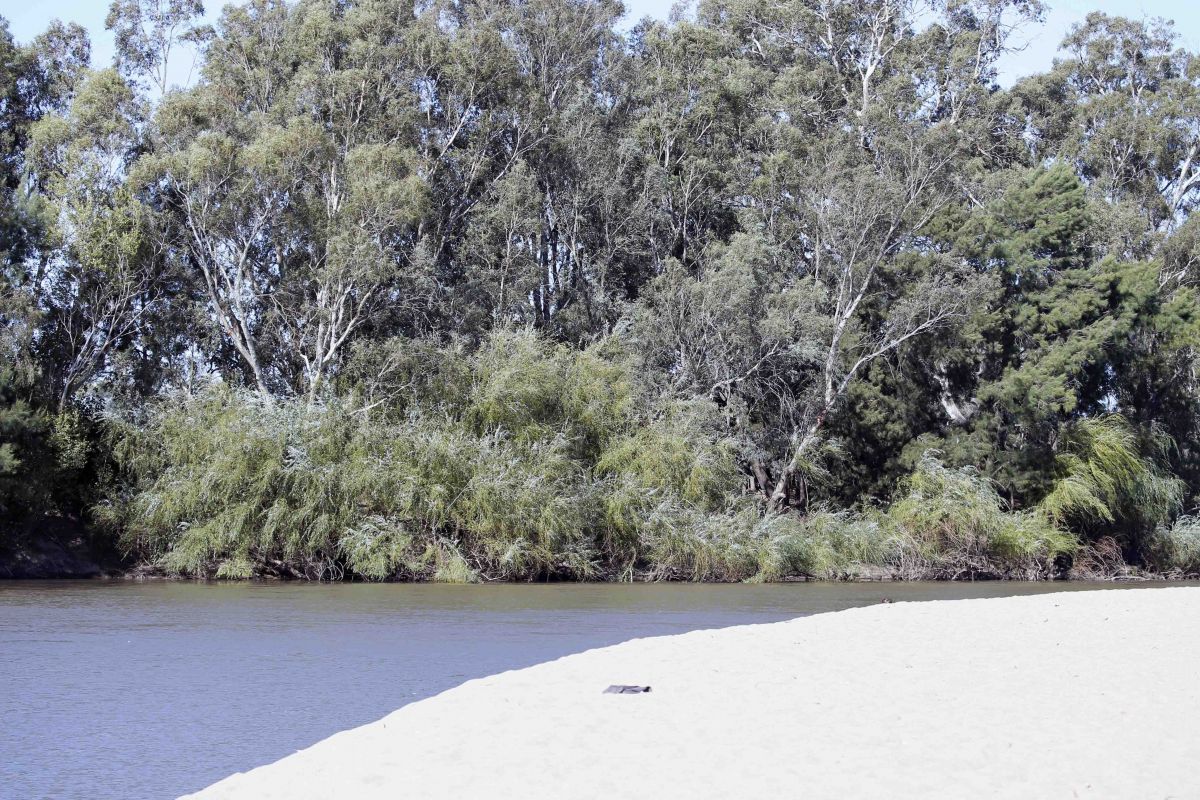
[185,587,1200,799]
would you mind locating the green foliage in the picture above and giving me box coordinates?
[1038,415,1184,558]
[466,330,635,455]
[1148,516,1200,575]
[0,366,98,537]
[105,0,209,93]
[102,332,746,580]
[748,509,895,582]
[0,368,48,520]
[596,401,738,510]
[887,454,1077,578]
[635,504,764,582]
[11,2,1200,581]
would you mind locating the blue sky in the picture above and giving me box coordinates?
[4,0,1198,87]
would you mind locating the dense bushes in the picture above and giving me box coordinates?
[0,368,48,523]
[1147,517,1200,576]
[1040,416,1185,560]
[885,456,1077,579]
[99,330,1113,582]
[100,332,762,580]
[1,367,99,541]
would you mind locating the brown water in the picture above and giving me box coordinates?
[0,580,1190,799]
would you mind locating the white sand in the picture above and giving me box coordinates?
[185,587,1200,799]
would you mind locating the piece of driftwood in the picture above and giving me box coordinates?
[603,685,651,694]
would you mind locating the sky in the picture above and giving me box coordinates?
[3,0,1198,88]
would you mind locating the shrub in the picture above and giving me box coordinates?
[466,330,636,458]
[596,400,739,511]
[1038,415,1184,555]
[110,334,1178,583]
[1147,516,1200,575]
[103,391,365,578]
[450,432,601,580]
[887,453,1077,578]
[100,332,750,581]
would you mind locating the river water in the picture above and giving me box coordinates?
[0,579,1187,799]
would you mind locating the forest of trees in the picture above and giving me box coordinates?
[4,0,1200,581]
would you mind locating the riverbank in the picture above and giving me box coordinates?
[4,549,1196,582]
[186,587,1200,799]
[6,560,1197,582]
[0,516,115,579]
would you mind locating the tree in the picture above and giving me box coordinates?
[11,0,1200,578]
[28,69,170,409]
[915,165,1167,505]
[1049,14,1200,233]
[106,0,211,94]
[146,0,432,400]
[1,17,90,275]
[757,130,986,509]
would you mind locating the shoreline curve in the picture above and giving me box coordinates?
[184,587,1200,799]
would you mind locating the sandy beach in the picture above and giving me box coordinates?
[185,587,1200,799]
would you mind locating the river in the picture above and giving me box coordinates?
[0,579,1187,799]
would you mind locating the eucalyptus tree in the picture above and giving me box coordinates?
[625,14,752,274]
[908,0,1046,128]
[26,69,173,410]
[457,0,643,339]
[508,0,632,337]
[1,19,92,397]
[1,18,90,287]
[624,0,1034,509]
[0,19,98,529]
[106,0,212,94]
[1039,14,1200,235]
[146,104,295,396]
[403,0,532,288]
[145,0,428,399]
[269,0,428,400]
[631,134,985,508]
[763,133,987,508]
